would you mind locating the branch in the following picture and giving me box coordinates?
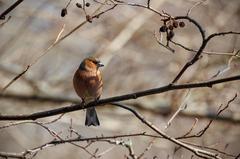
[0,152,25,159]
[170,40,240,58]
[176,94,238,139]
[0,0,24,20]
[137,138,155,159]
[165,89,190,129]
[1,97,236,159]
[1,65,30,93]
[0,1,117,94]
[0,16,11,28]
[111,103,222,159]
[171,16,240,84]
[186,0,207,16]
[0,133,146,159]
[116,2,240,85]
[3,102,222,159]
[0,75,239,120]
[182,141,237,158]
[1,93,239,123]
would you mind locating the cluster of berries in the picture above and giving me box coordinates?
[159,20,185,41]
[76,2,91,8]
[61,2,91,17]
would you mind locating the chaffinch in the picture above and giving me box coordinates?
[73,57,104,126]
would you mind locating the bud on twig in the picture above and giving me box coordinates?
[61,8,67,17]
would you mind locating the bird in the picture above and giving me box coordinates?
[73,57,104,126]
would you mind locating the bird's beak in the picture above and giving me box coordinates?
[97,62,104,68]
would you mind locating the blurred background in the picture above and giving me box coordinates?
[0,0,240,158]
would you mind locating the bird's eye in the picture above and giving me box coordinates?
[93,60,100,64]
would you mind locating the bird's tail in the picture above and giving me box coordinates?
[85,107,100,126]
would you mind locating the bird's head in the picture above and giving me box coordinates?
[79,57,104,71]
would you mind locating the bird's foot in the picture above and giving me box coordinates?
[81,100,86,108]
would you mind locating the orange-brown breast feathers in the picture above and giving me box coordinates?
[73,68,103,102]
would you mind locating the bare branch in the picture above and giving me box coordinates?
[1,65,30,93]
[165,90,191,129]
[211,50,240,78]
[111,103,222,159]
[0,152,25,159]
[182,141,237,158]
[187,0,207,16]
[177,94,238,139]
[0,23,65,94]
[171,16,240,84]
[179,118,198,138]
[0,0,117,94]
[170,40,240,58]
[0,0,24,20]
[154,31,175,53]
[0,114,64,130]
[137,138,155,159]
[0,75,239,120]
[0,16,11,28]
[110,0,168,18]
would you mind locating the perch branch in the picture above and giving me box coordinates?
[0,75,239,120]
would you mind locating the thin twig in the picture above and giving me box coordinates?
[0,16,11,28]
[111,102,222,159]
[177,94,238,139]
[165,89,191,129]
[182,141,237,158]
[0,114,64,130]
[171,16,240,84]
[179,118,198,138]
[170,40,240,58]
[1,65,30,93]
[187,0,207,16]
[154,31,175,53]
[0,1,116,93]
[211,50,240,78]
[137,138,155,159]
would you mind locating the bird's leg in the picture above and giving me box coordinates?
[95,97,100,103]
[81,99,86,108]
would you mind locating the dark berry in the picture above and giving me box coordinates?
[173,21,178,28]
[167,30,174,40]
[85,2,90,7]
[168,25,174,30]
[76,3,82,8]
[179,21,185,28]
[61,8,67,17]
[159,25,167,32]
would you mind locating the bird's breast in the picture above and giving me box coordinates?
[73,69,103,101]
